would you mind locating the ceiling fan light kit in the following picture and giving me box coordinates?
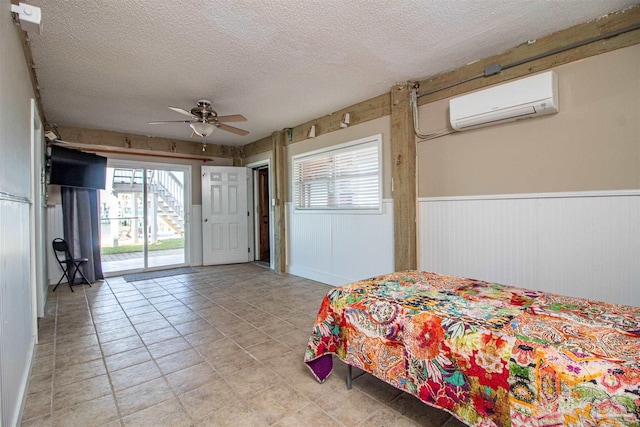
[190,122,215,137]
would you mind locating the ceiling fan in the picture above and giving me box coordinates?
[149,99,249,138]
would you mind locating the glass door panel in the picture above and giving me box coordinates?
[100,168,145,274]
[146,169,185,268]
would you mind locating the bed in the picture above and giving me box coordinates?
[304,271,640,426]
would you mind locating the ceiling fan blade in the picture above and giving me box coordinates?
[217,123,249,136]
[148,120,193,124]
[216,114,247,123]
[168,106,196,118]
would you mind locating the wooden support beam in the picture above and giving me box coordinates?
[241,93,391,157]
[271,131,287,273]
[416,6,640,105]
[11,0,45,123]
[287,93,391,145]
[242,135,272,158]
[390,83,416,271]
[56,125,240,160]
[232,152,243,166]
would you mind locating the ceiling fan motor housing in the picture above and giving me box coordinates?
[192,100,217,120]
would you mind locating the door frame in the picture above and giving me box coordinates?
[101,159,192,276]
[29,99,45,331]
[246,159,273,269]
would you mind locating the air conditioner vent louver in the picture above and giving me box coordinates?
[450,71,558,131]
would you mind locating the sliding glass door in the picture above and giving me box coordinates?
[99,161,189,275]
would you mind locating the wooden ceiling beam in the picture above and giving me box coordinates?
[415,6,640,105]
[286,93,391,145]
[11,0,45,124]
[241,93,391,157]
[56,126,240,160]
[241,135,273,159]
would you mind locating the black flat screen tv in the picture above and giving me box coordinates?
[49,145,107,190]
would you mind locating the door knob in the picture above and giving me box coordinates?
[204,218,208,222]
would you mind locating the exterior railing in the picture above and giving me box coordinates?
[111,168,185,232]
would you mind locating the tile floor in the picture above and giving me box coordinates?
[21,264,467,427]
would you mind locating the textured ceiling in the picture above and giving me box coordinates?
[26,0,637,147]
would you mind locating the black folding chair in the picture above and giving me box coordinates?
[52,238,92,292]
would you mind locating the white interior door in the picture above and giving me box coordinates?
[202,166,249,265]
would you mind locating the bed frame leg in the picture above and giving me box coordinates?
[346,365,352,389]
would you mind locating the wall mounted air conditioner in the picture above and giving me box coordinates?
[449,71,558,131]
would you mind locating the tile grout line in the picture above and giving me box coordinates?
[87,280,125,426]
[142,277,199,424]
[104,277,186,423]
[160,272,303,426]
[154,275,259,424]
[107,275,231,423]
[187,270,346,427]
[48,291,59,427]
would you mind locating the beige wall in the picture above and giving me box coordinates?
[244,150,272,167]
[286,115,392,201]
[417,44,640,197]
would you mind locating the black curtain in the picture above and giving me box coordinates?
[61,186,104,283]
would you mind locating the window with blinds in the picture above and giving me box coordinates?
[292,135,381,211]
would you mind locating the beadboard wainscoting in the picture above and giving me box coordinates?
[287,200,394,286]
[1,196,35,427]
[190,204,203,266]
[418,191,640,307]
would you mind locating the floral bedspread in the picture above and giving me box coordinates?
[304,271,640,426]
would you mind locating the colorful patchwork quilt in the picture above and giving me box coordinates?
[304,271,640,426]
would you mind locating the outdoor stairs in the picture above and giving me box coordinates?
[152,183,185,235]
[112,169,185,235]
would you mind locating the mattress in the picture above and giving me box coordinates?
[304,271,640,426]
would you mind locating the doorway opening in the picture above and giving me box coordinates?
[248,162,271,268]
[99,161,190,275]
[256,167,270,264]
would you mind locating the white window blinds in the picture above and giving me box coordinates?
[293,136,381,211]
